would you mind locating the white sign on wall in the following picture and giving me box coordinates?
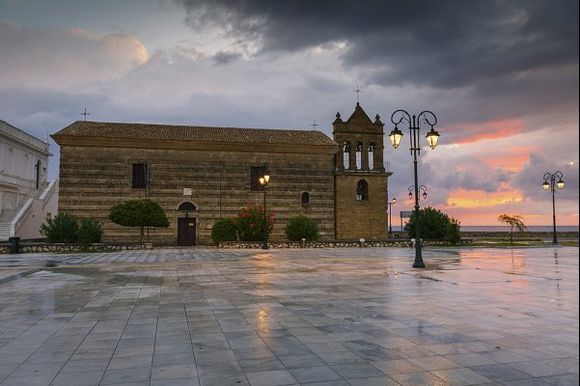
[183,188,192,196]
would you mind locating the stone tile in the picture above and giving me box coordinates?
[508,360,570,377]
[279,354,327,369]
[430,368,493,385]
[245,369,297,386]
[345,376,399,385]
[289,366,341,383]
[371,359,424,376]
[407,355,462,371]
[443,352,497,367]
[151,363,197,380]
[50,370,105,386]
[544,374,580,386]
[100,367,151,384]
[390,371,450,386]
[331,363,385,379]
[470,364,532,382]
[238,357,286,372]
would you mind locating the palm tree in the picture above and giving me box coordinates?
[498,214,527,245]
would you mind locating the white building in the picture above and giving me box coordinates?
[0,120,58,240]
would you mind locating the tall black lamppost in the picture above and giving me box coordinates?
[388,197,397,237]
[259,167,271,250]
[389,110,440,268]
[542,171,565,244]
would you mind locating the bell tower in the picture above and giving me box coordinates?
[333,103,391,239]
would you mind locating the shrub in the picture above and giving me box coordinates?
[211,218,238,245]
[234,206,274,241]
[405,206,462,244]
[445,218,462,245]
[79,218,103,244]
[109,199,169,241]
[285,216,319,241]
[40,213,80,243]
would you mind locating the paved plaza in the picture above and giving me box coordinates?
[0,246,578,386]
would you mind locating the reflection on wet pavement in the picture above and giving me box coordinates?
[0,247,578,385]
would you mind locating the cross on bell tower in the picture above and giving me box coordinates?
[81,108,91,122]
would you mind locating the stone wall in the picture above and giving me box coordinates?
[58,145,336,244]
[334,173,388,239]
[0,242,150,254]
[219,239,472,249]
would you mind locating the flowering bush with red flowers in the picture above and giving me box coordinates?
[235,205,275,241]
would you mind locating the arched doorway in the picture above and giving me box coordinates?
[177,201,197,246]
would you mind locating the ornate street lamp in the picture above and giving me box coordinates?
[259,167,270,250]
[388,197,397,237]
[409,185,428,201]
[390,110,440,268]
[542,171,564,244]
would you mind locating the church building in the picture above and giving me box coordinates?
[52,103,392,245]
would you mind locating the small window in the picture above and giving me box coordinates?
[249,166,266,191]
[356,180,369,201]
[132,163,148,189]
[301,192,310,206]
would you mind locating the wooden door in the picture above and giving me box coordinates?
[177,217,196,246]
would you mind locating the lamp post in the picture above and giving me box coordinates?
[408,185,428,201]
[542,171,565,244]
[389,110,440,268]
[388,197,397,237]
[259,167,270,250]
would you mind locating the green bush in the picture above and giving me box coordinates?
[79,218,103,244]
[285,216,319,241]
[211,218,238,245]
[109,199,169,241]
[405,206,462,244]
[234,205,274,241]
[445,218,462,245]
[40,213,80,243]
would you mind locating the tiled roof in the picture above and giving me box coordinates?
[53,121,336,146]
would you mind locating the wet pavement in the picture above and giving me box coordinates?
[0,246,578,386]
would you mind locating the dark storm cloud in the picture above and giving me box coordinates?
[213,50,242,64]
[176,0,579,88]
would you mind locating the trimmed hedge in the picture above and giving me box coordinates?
[211,218,238,245]
[285,216,319,241]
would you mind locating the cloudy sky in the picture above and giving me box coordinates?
[1,0,578,225]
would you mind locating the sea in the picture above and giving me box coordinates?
[461,225,579,232]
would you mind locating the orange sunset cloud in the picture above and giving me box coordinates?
[446,188,524,208]
[482,147,531,172]
[449,119,523,144]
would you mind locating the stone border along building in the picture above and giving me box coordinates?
[52,103,392,245]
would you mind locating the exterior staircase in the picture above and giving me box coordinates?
[0,209,18,241]
[0,180,58,241]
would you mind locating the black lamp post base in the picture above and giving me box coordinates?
[413,261,426,268]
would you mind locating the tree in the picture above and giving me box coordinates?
[285,216,319,241]
[405,206,462,244]
[498,214,527,245]
[109,199,169,241]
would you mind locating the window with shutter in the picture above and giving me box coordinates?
[132,163,148,189]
